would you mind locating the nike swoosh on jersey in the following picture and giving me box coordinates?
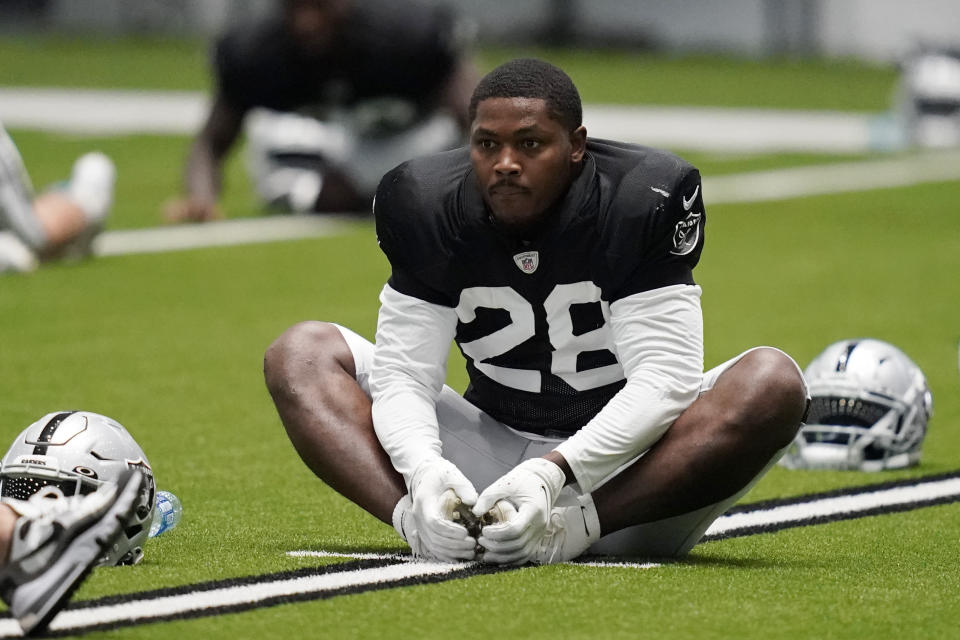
[682,185,700,211]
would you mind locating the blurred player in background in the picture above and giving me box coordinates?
[166,0,478,222]
[264,59,809,565]
[0,124,115,275]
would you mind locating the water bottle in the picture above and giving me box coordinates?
[149,490,182,538]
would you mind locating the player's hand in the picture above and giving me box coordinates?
[472,458,566,565]
[408,458,480,562]
[162,196,223,223]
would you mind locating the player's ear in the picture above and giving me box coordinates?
[569,126,587,162]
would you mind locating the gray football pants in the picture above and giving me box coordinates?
[335,323,802,558]
[0,124,46,250]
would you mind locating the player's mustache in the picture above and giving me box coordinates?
[490,179,528,192]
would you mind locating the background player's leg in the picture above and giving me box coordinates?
[31,193,86,251]
[264,321,405,524]
[593,347,807,536]
[1,128,114,260]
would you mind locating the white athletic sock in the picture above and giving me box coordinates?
[391,494,413,542]
[534,492,601,564]
[0,230,39,274]
[392,494,431,558]
[67,152,115,224]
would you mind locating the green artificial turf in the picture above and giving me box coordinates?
[0,35,957,640]
[0,36,898,111]
[2,185,957,639]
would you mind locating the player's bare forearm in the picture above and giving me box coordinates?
[542,450,574,485]
[184,141,221,204]
[185,95,245,199]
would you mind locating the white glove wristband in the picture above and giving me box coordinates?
[515,458,567,504]
[392,494,413,541]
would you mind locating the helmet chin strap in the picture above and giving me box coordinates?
[795,439,916,471]
[798,443,863,470]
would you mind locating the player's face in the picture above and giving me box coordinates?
[284,0,350,54]
[470,97,586,235]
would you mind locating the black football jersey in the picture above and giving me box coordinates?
[214,0,462,114]
[375,139,705,435]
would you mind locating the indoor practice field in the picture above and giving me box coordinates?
[1,37,959,639]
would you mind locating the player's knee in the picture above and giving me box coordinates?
[263,321,342,396]
[738,347,807,447]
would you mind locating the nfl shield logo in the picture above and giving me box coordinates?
[513,251,539,274]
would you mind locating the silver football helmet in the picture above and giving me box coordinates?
[0,411,155,565]
[896,46,960,148]
[780,339,933,471]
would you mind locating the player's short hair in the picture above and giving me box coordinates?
[468,58,582,131]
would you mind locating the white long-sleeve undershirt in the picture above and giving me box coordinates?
[370,284,457,485]
[555,284,703,491]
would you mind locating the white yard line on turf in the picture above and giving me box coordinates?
[0,476,956,637]
[583,104,902,154]
[576,561,662,569]
[93,214,351,257]
[0,87,894,153]
[89,148,960,258]
[0,561,467,638]
[703,148,960,204]
[284,550,663,570]
[706,476,960,537]
[286,550,408,561]
[0,88,210,136]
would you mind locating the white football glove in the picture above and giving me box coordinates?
[405,458,480,562]
[472,458,566,565]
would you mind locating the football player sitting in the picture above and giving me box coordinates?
[264,58,809,564]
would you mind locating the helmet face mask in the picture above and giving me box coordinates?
[0,411,156,565]
[780,339,933,471]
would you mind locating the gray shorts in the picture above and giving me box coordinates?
[336,324,803,558]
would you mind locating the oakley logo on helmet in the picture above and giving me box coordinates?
[0,411,156,566]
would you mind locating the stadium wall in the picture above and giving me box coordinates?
[1,0,958,64]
